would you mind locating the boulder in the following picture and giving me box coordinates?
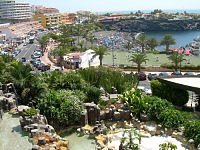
[113,112,121,121]
[37,137,46,145]
[32,145,40,150]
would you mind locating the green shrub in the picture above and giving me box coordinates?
[159,108,186,128]
[151,80,189,106]
[78,67,138,93]
[143,96,173,120]
[22,108,38,117]
[84,85,101,104]
[184,120,200,146]
[159,142,177,150]
[37,90,83,126]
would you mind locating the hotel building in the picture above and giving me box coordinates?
[0,0,31,21]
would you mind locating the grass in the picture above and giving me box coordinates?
[103,51,200,67]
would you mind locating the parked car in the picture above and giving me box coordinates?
[184,72,194,76]
[136,72,146,81]
[147,73,158,81]
[171,71,182,76]
[159,72,169,77]
[21,57,26,62]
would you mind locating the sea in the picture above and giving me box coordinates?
[95,9,200,15]
[146,30,200,50]
[96,9,200,49]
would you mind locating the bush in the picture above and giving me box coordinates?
[37,90,83,126]
[159,108,186,128]
[184,120,200,146]
[22,108,38,117]
[143,96,173,120]
[78,67,138,93]
[151,80,189,106]
[84,85,101,104]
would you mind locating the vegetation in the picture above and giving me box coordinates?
[78,67,138,93]
[151,80,189,106]
[184,120,200,146]
[159,142,177,150]
[37,90,83,126]
[119,129,141,150]
[129,52,148,73]
[168,51,185,71]
[135,33,147,52]
[146,37,158,50]
[22,108,38,117]
[160,34,176,51]
[92,46,108,66]
[119,88,187,128]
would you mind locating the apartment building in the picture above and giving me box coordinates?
[59,13,76,25]
[33,13,61,28]
[34,6,59,14]
[0,0,31,21]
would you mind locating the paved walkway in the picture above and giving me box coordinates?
[0,113,32,150]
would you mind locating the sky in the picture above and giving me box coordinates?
[18,0,200,13]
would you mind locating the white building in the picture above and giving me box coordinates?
[0,0,31,21]
[63,49,100,69]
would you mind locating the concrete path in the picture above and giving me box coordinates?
[0,113,32,150]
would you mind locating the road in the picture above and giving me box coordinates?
[15,31,48,61]
[15,43,37,61]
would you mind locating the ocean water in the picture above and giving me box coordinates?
[95,9,200,15]
[146,30,200,50]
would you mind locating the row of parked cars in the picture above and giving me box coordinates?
[148,71,197,81]
[31,49,50,72]
[134,71,198,81]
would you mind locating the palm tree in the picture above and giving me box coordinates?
[168,51,184,72]
[92,46,108,66]
[146,38,158,50]
[135,33,147,52]
[38,35,49,52]
[129,52,148,73]
[160,34,176,51]
[124,41,133,51]
[51,46,70,67]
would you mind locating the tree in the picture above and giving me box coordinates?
[135,33,147,53]
[129,52,148,73]
[147,38,158,50]
[92,46,108,66]
[160,34,176,51]
[38,35,49,52]
[124,41,133,51]
[51,46,70,67]
[168,51,184,72]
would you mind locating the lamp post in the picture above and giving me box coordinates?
[111,48,116,67]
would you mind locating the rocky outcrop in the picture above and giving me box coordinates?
[102,18,200,32]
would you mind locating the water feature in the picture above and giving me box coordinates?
[65,133,96,150]
[146,30,200,50]
[0,113,32,150]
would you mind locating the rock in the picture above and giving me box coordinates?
[84,103,100,124]
[32,145,40,150]
[113,111,121,121]
[31,129,40,137]
[140,113,148,122]
[119,109,130,120]
[17,105,30,113]
[140,130,151,137]
[37,137,46,145]
[188,139,194,144]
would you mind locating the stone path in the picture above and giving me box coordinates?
[0,113,32,150]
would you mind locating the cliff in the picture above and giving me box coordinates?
[101,18,200,32]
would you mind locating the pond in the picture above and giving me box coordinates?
[61,130,96,150]
[0,113,32,150]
